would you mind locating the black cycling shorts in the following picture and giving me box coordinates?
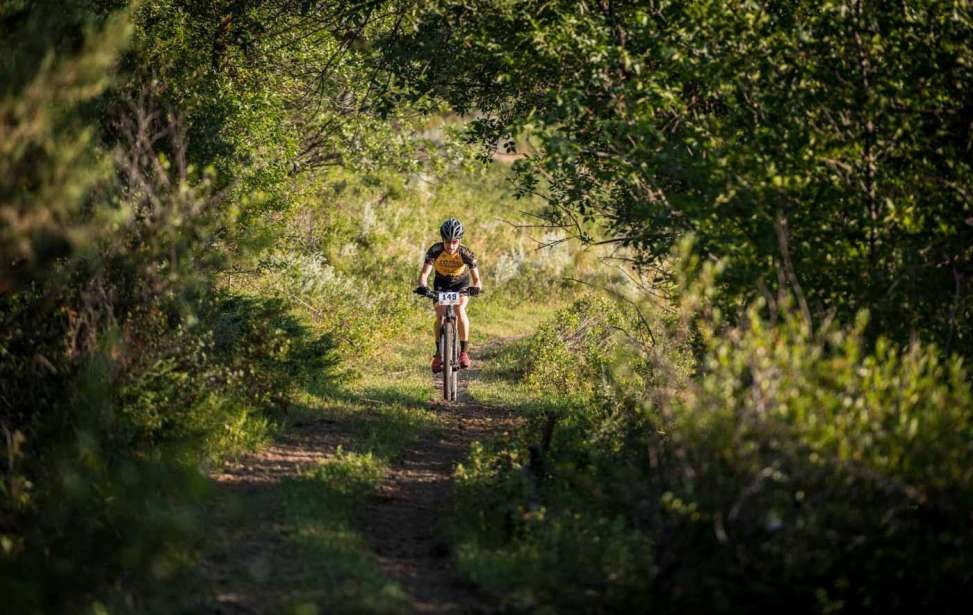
[433,274,470,292]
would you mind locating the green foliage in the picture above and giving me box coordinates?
[459,511,654,614]
[127,0,444,213]
[208,293,341,406]
[0,2,129,291]
[1,283,338,609]
[285,449,386,519]
[662,304,973,613]
[1,341,211,613]
[378,0,973,354]
[455,294,658,613]
[521,294,625,399]
[0,2,370,608]
[454,246,973,613]
[111,309,273,461]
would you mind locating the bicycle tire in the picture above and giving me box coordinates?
[450,331,458,401]
[442,321,454,401]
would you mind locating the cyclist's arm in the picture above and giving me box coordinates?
[461,246,481,289]
[418,262,433,287]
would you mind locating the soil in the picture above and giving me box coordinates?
[194,357,517,614]
[363,378,518,614]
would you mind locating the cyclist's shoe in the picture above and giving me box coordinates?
[431,355,443,373]
[459,351,472,369]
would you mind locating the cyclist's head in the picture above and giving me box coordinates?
[439,218,464,242]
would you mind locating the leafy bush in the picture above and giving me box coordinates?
[660,306,973,613]
[0,5,348,609]
[454,247,973,614]
[521,294,625,399]
[0,339,211,612]
[207,292,341,408]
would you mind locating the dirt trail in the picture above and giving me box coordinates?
[200,414,351,614]
[193,351,516,614]
[364,370,518,614]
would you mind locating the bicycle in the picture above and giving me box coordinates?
[416,287,476,401]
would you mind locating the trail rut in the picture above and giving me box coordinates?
[363,371,517,614]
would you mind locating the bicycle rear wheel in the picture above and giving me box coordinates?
[442,321,454,401]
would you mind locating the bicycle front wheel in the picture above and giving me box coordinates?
[442,321,454,401]
[449,335,458,402]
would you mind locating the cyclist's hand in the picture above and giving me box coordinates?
[414,286,429,296]
[467,287,481,296]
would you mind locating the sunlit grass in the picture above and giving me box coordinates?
[280,450,408,615]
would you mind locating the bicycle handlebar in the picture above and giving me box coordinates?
[415,287,479,299]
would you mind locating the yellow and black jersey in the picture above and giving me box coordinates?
[424,243,478,279]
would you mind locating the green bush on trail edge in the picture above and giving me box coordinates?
[454,263,973,614]
[0,286,345,612]
[520,294,626,402]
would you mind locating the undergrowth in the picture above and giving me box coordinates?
[454,242,973,614]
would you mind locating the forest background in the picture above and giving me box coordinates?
[2,1,971,613]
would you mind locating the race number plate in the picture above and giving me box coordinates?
[437,291,460,305]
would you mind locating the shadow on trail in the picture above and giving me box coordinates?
[184,329,526,614]
[182,368,449,613]
[359,383,515,615]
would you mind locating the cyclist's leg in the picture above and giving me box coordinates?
[429,303,447,372]
[433,303,446,346]
[456,296,470,342]
[456,297,472,368]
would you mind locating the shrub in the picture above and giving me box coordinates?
[521,294,625,400]
[454,246,973,614]
[207,292,341,407]
[660,306,973,613]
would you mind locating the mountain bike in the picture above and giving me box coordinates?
[417,287,475,401]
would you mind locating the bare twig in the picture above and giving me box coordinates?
[774,212,812,328]
[563,276,657,344]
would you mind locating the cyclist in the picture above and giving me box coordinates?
[414,218,481,373]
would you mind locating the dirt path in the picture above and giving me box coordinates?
[200,413,352,614]
[188,348,518,614]
[363,370,518,614]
